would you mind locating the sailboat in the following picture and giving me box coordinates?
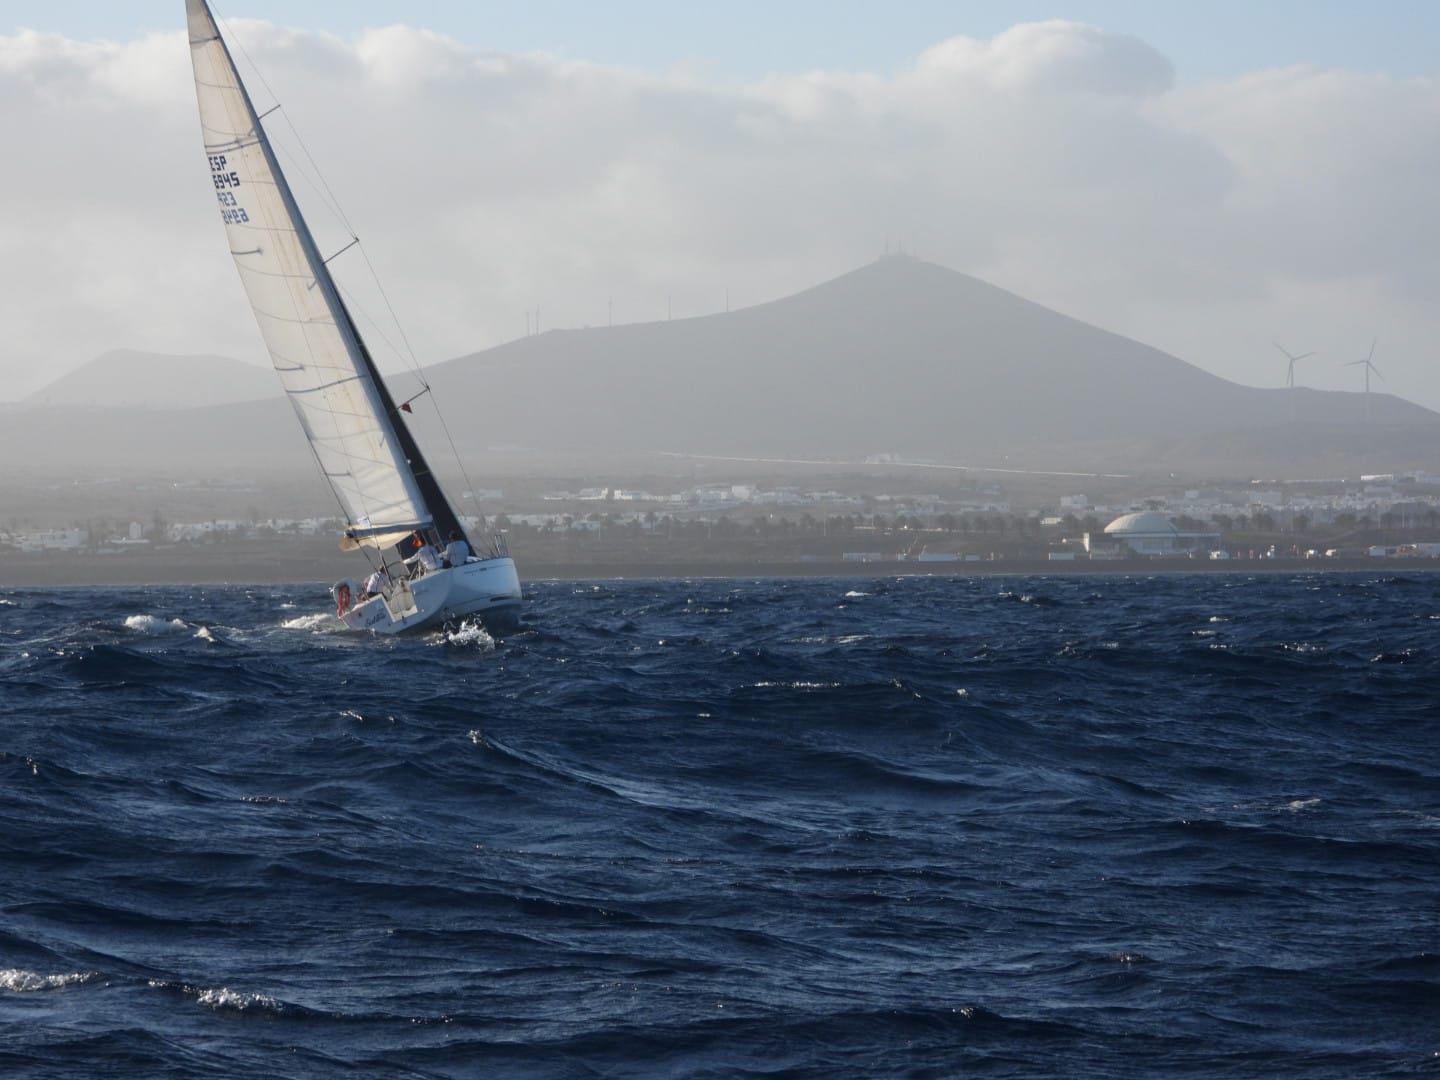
[185,0,521,633]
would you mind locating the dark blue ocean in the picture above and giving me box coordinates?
[2,573,1437,1078]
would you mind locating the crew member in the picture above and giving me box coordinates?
[362,566,390,598]
[405,534,442,577]
[443,530,471,567]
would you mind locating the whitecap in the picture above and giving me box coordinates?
[436,620,495,649]
[148,979,284,1013]
[281,612,338,632]
[196,987,281,1012]
[123,614,187,634]
[844,590,869,599]
[0,969,101,992]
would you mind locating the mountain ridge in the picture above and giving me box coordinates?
[419,255,1436,462]
[25,348,276,409]
[11,257,1438,480]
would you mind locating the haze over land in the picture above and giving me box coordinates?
[10,256,1440,484]
[2,5,1437,414]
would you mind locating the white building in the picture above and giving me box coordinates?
[20,528,89,552]
[1086,511,1219,557]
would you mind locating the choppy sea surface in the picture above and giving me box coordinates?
[1,573,1437,1078]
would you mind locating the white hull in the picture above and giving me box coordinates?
[337,557,521,635]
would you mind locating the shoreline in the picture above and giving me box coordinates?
[2,549,1434,588]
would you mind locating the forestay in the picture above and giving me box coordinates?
[186,0,430,543]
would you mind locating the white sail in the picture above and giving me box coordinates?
[186,0,429,543]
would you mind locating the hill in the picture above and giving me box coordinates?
[418,255,1439,473]
[7,257,1440,482]
[25,349,277,409]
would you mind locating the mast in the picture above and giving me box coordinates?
[341,307,471,554]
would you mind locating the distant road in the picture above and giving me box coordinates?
[659,451,1131,480]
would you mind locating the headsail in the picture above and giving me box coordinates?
[186,0,431,546]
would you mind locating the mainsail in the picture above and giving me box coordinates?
[186,0,455,551]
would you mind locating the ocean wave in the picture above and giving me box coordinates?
[433,619,495,649]
[0,969,102,992]
[2,576,1436,1078]
[280,612,340,632]
[148,979,293,1016]
[122,614,188,634]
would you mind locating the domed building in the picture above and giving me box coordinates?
[1085,511,1220,557]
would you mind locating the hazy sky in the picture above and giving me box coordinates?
[5,2,1438,408]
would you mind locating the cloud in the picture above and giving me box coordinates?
[0,19,1436,410]
[912,20,1174,98]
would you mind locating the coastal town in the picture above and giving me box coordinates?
[7,464,1440,583]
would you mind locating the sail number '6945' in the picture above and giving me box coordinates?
[209,154,249,223]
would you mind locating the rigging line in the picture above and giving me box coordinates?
[427,394,492,543]
[335,279,484,541]
[210,1,472,545]
[209,4,393,568]
[334,261,488,542]
[214,5,428,391]
[339,252,488,542]
[328,283,475,538]
[355,242,425,377]
[272,138,351,240]
[274,108,361,240]
[210,4,353,238]
[209,3,288,133]
[334,280,407,367]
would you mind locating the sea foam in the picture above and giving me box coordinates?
[0,969,101,992]
[123,614,188,634]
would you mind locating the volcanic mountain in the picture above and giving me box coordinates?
[418,254,1438,473]
[12,255,1440,479]
[24,349,276,410]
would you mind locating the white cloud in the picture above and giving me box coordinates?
[1,19,1436,410]
[912,20,1174,98]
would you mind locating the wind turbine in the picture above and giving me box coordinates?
[1345,340,1384,423]
[1273,341,1313,388]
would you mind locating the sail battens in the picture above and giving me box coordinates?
[187,0,469,562]
[286,378,366,396]
[246,305,338,328]
[187,0,517,628]
[202,135,260,152]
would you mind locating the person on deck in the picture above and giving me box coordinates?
[405,535,443,577]
[361,567,389,598]
[443,530,471,568]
